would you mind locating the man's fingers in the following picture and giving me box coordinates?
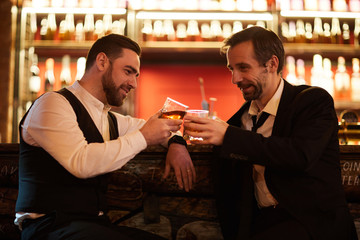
[174,168,184,190]
[162,163,171,180]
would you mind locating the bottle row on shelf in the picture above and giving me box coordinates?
[28,51,86,99]
[281,18,360,45]
[31,11,360,46]
[141,19,266,42]
[284,54,360,102]
[25,0,360,12]
[33,13,126,41]
[26,0,127,9]
[279,0,360,12]
[26,0,270,11]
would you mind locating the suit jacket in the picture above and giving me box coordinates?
[213,80,357,240]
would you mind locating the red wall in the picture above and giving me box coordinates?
[38,62,245,121]
[136,64,245,120]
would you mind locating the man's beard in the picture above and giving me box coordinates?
[102,65,126,107]
[239,81,263,101]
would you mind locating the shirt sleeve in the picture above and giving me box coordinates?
[22,92,147,179]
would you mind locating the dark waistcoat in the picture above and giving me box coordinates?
[15,88,119,217]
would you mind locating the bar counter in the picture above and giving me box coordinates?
[1,143,360,239]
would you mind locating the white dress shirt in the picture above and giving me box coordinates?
[16,81,148,228]
[21,81,147,178]
[241,79,285,207]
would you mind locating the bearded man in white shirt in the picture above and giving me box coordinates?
[15,34,195,240]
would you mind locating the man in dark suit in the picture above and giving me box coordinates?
[183,26,358,240]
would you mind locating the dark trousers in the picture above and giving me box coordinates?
[21,212,167,240]
[250,206,312,240]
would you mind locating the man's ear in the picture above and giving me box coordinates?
[266,55,279,73]
[95,52,108,71]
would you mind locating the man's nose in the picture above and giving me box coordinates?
[232,71,243,85]
[129,76,138,89]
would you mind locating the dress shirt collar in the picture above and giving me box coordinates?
[248,78,284,117]
[70,81,111,112]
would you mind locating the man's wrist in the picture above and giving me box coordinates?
[168,135,187,147]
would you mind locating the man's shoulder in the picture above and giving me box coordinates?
[285,82,332,102]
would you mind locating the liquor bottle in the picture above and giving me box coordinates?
[160,0,175,10]
[29,52,41,99]
[318,0,331,11]
[349,0,360,12]
[176,23,187,41]
[39,18,48,40]
[279,0,290,10]
[58,20,67,41]
[354,18,360,46]
[351,58,360,101]
[222,23,232,39]
[253,0,268,11]
[323,23,332,44]
[304,22,313,43]
[285,56,298,85]
[333,0,348,11]
[291,0,304,10]
[60,55,72,88]
[210,20,223,41]
[220,0,236,11]
[322,58,335,97]
[51,0,64,7]
[236,0,252,10]
[186,20,200,41]
[288,21,296,43]
[141,19,153,42]
[198,0,210,10]
[295,20,306,43]
[65,13,75,41]
[75,21,84,42]
[313,18,324,43]
[311,54,324,88]
[112,19,126,36]
[233,21,243,34]
[30,13,37,36]
[330,18,342,44]
[342,23,351,44]
[334,56,351,100]
[103,14,113,36]
[46,13,57,40]
[94,20,104,40]
[201,23,211,41]
[256,21,266,28]
[84,14,95,41]
[44,58,55,92]
[105,0,117,8]
[296,59,306,85]
[32,0,50,7]
[64,0,77,8]
[304,0,317,10]
[281,22,290,43]
[75,57,86,82]
[79,0,91,7]
[153,20,165,41]
[128,0,142,10]
[163,19,176,41]
[143,0,158,9]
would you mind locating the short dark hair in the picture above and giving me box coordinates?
[221,26,285,74]
[85,34,141,71]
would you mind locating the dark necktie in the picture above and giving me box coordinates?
[251,112,270,132]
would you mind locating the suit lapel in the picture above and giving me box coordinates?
[272,81,296,136]
[227,101,251,127]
